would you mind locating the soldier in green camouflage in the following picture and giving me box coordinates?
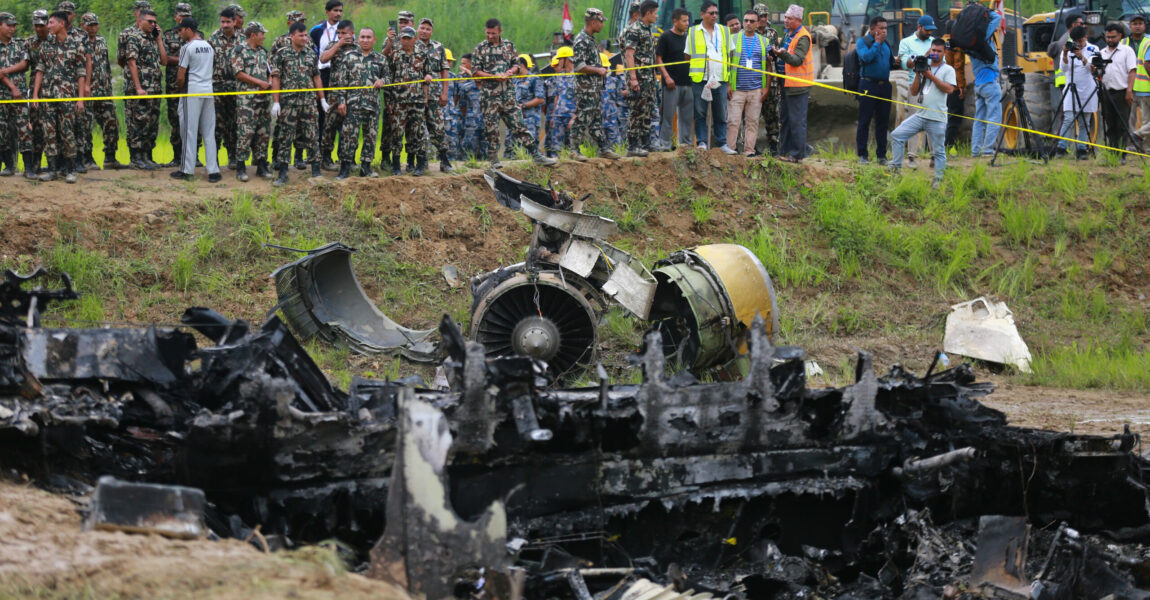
[471,19,557,167]
[231,21,273,182]
[416,18,454,173]
[54,2,93,174]
[209,6,241,168]
[620,0,659,157]
[161,3,191,167]
[326,26,387,179]
[389,27,432,175]
[754,3,781,155]
[123,8,166,169]
[118,0,151,69]
[23,10,51,175]
[0,11,33,178]
[31,11,88,183]
[381,10,416,172]
[570,8,621,160]
[80,12,124,171]
[270,21,326,185]
[270,10,313,169]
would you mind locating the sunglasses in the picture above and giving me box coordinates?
[705,10,718,15]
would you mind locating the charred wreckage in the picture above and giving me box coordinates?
[2,177,1150,599]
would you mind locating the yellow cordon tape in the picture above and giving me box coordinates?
[4,55,1145,159]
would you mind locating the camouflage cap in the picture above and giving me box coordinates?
[32,9,49,25]
[175,3,192,17]
[585,7,606,21]
[399,25,415,37]
[0,12,16,25]
[243,20,265,35]
[419,17,433,26]
[752,3,770,16]
[286,9,305,23]
[133,1,152,10]
[397,10,414,20]
[226,4,245,17]
[56,1,76,13]
[80,12,98,25]
[629,0,641,12]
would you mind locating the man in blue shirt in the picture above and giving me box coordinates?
[722,10,770,155]
[855,16,893,164]
[969,8,1002,157]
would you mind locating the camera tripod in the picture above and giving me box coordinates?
[1045,52,1100,161]
[991,68,1049,166]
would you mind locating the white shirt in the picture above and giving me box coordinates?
[1099,42,1136,91]
[701,24,729,80]
[178,39,214,93]
[915,62,956,122]
[1060,42,1099,112]
[316,20,339,70]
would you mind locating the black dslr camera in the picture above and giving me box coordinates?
[1091,54,1112,77]
[1065,39,1080,52]
[913,54,929,72]
[1003,65,1025,86]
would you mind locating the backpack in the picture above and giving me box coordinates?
[842,48,860,94]
[951,2,997,63]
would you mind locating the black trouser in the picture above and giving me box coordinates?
[945,88,965,148]
[1101,88,1131,151]
[856,78,891,159]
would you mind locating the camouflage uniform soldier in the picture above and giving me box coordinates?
[505,55,545,158]
[603,62,625,148]
[79,13,122,171]
[161,3,191,167]
[55,2,93,174]
[620,0,658,156]
[416,19,454,173]
[231,21,273,182]
[270,21,326,185]
[21,10,51,175]
[471,18,556,167]
[0,12,33,177]
[270,10,313,168]
[329,26,387,179]
[380,10,415,171]
[457,53,486,159]
[754,3,782,155]
[210,7,241,167]
[32,10,88,183]
[122,8,165,169]
[388,27,432,175]
[118,0,151,68]
[545,50,576,156]
[570,9,620,160]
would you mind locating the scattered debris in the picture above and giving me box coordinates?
[944,297,1033,372]
[442,265,463,288]
[85,476,207,539]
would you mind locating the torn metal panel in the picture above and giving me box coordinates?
[944,297,1033,373]
[86,476,207,539]
[270,242,439,362]
[520,196,619,240]
[21,327,192,386]
[970,516,1031,598]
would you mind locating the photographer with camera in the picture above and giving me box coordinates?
[1097,23,1138,161]
[1055,26,1099,158]
[888,37,955,187]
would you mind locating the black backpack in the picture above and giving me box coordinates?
[951,2,997,63]
[842,48,860,94]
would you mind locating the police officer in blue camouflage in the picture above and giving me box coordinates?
[546,47,576,156]
[443,50,464,160]
[457,52,486,159]
[603,58,626,148]
[505,54,545,158]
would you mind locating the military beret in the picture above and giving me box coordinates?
[56,1,76,13]
[243,20,265,35]
[80,12,99,25]
[175,3,192,17]
[286,10,305,23]
[585,7,606,21]
[32,9,49,25]
[0,12,17,26]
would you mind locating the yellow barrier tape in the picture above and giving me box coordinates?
[717,57,1150,159]
[0,59,683,104]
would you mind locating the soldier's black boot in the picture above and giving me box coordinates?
[142,148,158,170]
[294,148,306,170]
[64,158,78,184]
[22,152,37,179]
[440,155,454,174]
[311,162,322,178]
[531,149,558,166]
[413,155,426,177]
[360,160,376,178]
[336,161,352,181]
[38,156,58,182]
[390,154,401,176]
[272,163,289,187]
[73,152,88,174]
[83,150,98,170]
[255,162,272,179]
[405,154,415,173]
[322,155,338,172]
[104,146,126,170]
[0,149,13,176]
[236,161,249,182]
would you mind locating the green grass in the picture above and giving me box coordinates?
[1026,342,1150,391]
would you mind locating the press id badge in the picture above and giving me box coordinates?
[745,58,753,69]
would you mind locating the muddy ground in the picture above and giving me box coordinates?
[1,151,1147,597]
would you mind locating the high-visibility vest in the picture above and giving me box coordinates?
[783,26,814,87]
[1054,66,1065,87]
[1122,35,1150,93]
[728,32,770,89]
[687,23,731,83]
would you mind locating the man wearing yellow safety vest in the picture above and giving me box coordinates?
[1123,14,1149,150]
[686,0,731,150]
[769,4,812,162]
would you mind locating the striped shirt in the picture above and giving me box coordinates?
[735,34,764,90]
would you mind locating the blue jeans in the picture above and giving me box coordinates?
[890,113,947,180]
[1056,110,1091,151]
[970,81,1002,156]
[692,81,727,147]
